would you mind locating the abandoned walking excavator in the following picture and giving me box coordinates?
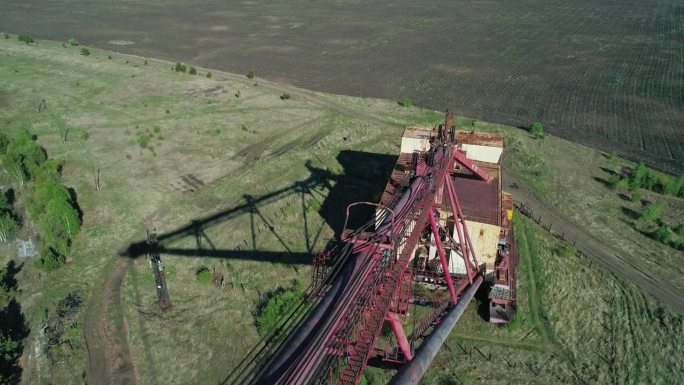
[227,110,518,385]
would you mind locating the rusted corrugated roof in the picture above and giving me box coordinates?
[456,131,504,148]
[450,174,501,225]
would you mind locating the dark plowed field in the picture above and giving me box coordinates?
[2,0,682,172]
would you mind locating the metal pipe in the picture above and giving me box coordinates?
[388,275,483,385]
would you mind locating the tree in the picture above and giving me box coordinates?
[640,200,663,222]
[0,213,18,243]
[17,34,34,44]
[630,162,648,188]
[188,66,197,75]
[607,150,619,171]
[530,121,544,138]
[655,225,673,244]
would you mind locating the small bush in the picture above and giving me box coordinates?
[640,200,663,222]
[189,66,197,75]
[80,48,90,56]
[247,70,255,79]
[235,90,241,98]
[655,225,673,244]
[144,60,148,65]
[153,126,161,134]
[206,71,212,78]
[530,121,544,138]
[399,97,412,107]
[560,244,577,258]
[175,62,187,73]
[165,109,170,114]
[241,124,248,131]
[254,282,303,336]
[280,93,291,100]
[81,132,90,141]
[137,134,149,148]
[195,266,212,283]
[68,38,78,46]
[107,55,112,60]
[3,34,10,39]
[37,248,66,271]
[18,35,34,44]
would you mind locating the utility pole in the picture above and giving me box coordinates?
[146,229,172,310]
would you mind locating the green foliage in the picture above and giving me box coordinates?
[17,34,34,44]
[631,190,642,203]
[530,121,544,138]
[0,132,81,270]
[3,33,9,40]
[400,97,412,107]
[68,38,78,46]
[607,150,619,170]
[175,62,187,73]
[655,225,673,244]
[195,266,212,283]
[247,70,255,79]
[2,130,46,185]
[560,244,577,258]
[137,133,149,148]
[37,247,66,271]
[188,66,197,75]
[615,177,629,190]
[640,200,663,222]
[235,89,241,98]
[280,93,291,100]
[677,223,684,235]
[107,55,112,60]
[254,282,303,336]
[153,126,161,134]
[0,212,18,243]
[144,60,148,65]
[206,71,212,78]
[80,48,90,56]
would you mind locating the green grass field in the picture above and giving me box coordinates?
[421,215,684,385]
[0,36,682,384]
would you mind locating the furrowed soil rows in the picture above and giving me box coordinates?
[1,0,681,172]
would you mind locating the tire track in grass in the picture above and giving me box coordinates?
[514,217,571,363]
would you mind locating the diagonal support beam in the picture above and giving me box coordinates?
[428,210,458,304]
[445,175,479,277]
[387,312,413,361]
[453,148,492,182]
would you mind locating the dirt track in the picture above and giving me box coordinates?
[503,171,684,314]
[84,260,139,385]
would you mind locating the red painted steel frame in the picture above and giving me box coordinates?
[256,114,486,385]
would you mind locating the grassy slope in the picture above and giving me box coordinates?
[422,215,684,385]
[0,37,682,384]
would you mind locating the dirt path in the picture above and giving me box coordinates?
[503,170,684,313]
[84,259,139,385]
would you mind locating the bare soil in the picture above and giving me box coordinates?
[1,0,681,173]
[84,260,139,385]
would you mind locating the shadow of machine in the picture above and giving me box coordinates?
[119,150,398,266]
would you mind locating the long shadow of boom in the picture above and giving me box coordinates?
[119,151,397,265]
